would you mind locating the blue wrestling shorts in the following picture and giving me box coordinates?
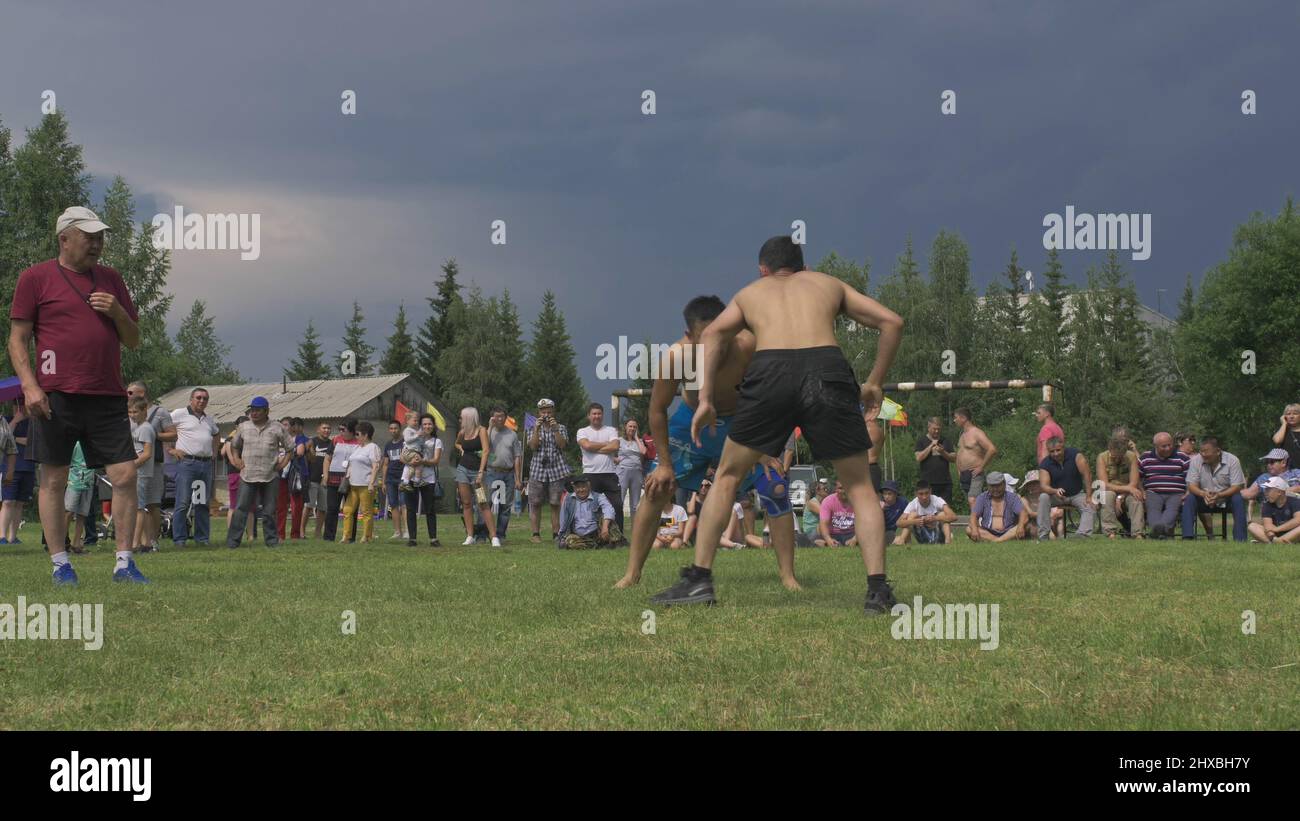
[668,402,792,518]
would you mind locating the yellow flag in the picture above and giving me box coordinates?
[426,402,447,431]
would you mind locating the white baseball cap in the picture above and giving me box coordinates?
[537,398,555,409]
[1263,476,1290,492]
[56,206,109,236]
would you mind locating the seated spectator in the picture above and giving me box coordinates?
[897,481,956,545]
[818,480,858,546]
[968,472,1027,543]
[1175,432,1197,457]
[1138,432,1190,539]
[1240,448,1300,502]
[721,500,766,549]
[1016,471,1056,538]
[1098,435,1145,538]
[797,477,831,546]
[880,479,907,546]
[1182,436,1247,541]
[682,479,713,547]
[1037,438,1096,540]
[556,475,616,549]
[653,496,688,550]
[1246,477,1300,544]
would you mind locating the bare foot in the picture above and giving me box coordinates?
[612,574,640,589]
[780,575,803,592]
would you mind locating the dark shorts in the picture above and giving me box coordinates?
[28,392,136,468]
[728,346,870,461]
[385,478,403,509]
[930,482,953,503]
[2,471,36,502]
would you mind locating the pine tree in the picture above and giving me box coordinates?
[493,289,526,413]
[523,290,588,432]
[337,301,375,376]
[287,319,330,380]
[380,303,417,377]
[175,300,240,385]
[415,258,464,395]
[1026,246,1070,384]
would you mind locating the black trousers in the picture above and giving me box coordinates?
[404,484,438,541]
[586,472,624,534]
[323,483,357,541]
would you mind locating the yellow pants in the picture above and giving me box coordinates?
[342,485,374,542]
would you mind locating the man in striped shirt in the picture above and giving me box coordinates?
[1138,432,1190,539]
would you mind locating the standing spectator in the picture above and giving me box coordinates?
[127,397,156,552]
[577,402,624,539]
[818,481,858,546]
[8,206,148,583]
[1035,402,1065,464]
[1036,438,1095,540]
[126,381,176,552]
[527,398,571,543]
[968,472,1027,543]
[221,416,254,542]
[64,442,96,553]
[307,421,333,539]
[274,416,308,541]
[897,481,957,545]
[340,421,381,543]
[1183,436,1247,542]
[1247,477,1300,544]
[1271,404,1300,469]
[0,399,32,543]
[403,413,443,547]
[0,411,16,533]
[454,407,499,546]
[1241,448,1300,503]
[615,418,647,519]
[485,407,523,540]
[915,416,956,504]
[954,407,997,510]
[1097,435,1145,538]
[321,418,360,542]
[226,397,292,548]
[880,479,907,546]
[289,418,310,538]
[171,387,221,548]
[1138,433,1190,540]
[380,421,408,541]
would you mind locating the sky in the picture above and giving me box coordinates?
[2,0,1296,402]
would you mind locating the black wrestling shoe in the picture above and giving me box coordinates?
[864,581,899,615]
[649,566,716,606]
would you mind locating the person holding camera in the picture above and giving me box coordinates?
[526,398,571,543]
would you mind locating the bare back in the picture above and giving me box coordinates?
[678,330,756,416]
[957,425,988,471]
[733,271,844,350]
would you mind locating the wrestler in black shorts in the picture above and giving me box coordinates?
[28,392,136,467]
[728,346,870,460]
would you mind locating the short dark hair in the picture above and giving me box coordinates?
[683,295,726,328]
[291,417,304,427]
[588,402,603,412]
[954,407,972,423]
[916,480,931,492]
[490,405,506,416]
[357,421,375,438]
[758,235,804,272]
[342,417,358,434]
[280,416,292,424]
[1039,402,1056,417]
[1201,435,1221,449]
[190,387,209,398]
[128,396,148,412]
[1175,431,1196,444]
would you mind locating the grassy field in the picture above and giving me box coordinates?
[1,517,1297,730]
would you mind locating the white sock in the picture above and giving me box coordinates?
[51,551,70,568]
[115,551,130,571]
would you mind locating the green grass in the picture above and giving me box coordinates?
[1,518,1297,729]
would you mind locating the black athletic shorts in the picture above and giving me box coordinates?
[728,346,871,461]
[27,391,135,468]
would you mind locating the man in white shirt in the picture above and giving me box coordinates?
[169,387,221,546]
[577,402,624,539]
[896,481,957,545]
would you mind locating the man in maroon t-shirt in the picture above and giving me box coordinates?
[7,206,148,585]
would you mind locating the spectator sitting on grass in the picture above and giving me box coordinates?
[880,479,907,546]
[817,480,858,546]
[1246,476,1300,544]
[556,475,617,549]
[1240,448,1300,503]
[797,477,831,546]
[897,480,956,545]
[968,472,1027,543]
[682,479,712,547]
[721,500,766,549]
[653,495,689,550]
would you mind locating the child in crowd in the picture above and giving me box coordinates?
[653,496,689,550]
[398,411,426,491]
[128,397,156,552]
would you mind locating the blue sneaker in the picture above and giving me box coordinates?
[53,563,79,585]
[0,538,8,544]
[112,558,151,584]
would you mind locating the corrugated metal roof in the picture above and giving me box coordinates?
[155,373,415,423]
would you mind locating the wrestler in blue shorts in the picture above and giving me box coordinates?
[668,402,792,519]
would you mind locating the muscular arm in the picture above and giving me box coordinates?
[696,301,748,411]
[840,283,904,388]
[643,350,683,493]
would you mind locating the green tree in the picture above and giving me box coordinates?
[174,300,240,385]
[337,301,375,376]
[1026,247,1071,385]
[380,303,417,377]
[523,290,588,436]
[287,318,331,380]
[493,289,527,414]
[415,258,464,396]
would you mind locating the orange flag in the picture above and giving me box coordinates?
[394,400,412,423]
[505,416,518,431]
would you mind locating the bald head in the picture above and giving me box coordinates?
[1153,432,1174,457]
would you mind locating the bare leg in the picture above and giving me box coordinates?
[105,461,139,556]
[614,479,674,588]
[39,466,72,554]
[691,439,765,571]
[458,483,475,536]
[769,511,800,590]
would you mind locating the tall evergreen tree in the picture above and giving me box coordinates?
[415,258,464,395]
[523,290,588,433]
[287,319,331,380]
[380,303,418,377]
[337,301,375,376]
[493,289,526,413]
[1026,247,1070,384]
[175,300,240,385]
